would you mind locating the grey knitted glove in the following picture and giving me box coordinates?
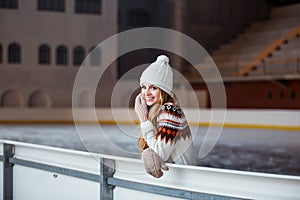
[142,148,169,178]
[134,93,148,122]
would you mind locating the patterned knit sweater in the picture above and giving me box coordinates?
[141,103,196,165]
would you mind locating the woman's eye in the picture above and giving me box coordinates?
[151,86,157,90]
[141,86,146,89]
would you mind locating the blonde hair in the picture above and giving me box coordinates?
[138,89,177,152]
[148,90,175,122]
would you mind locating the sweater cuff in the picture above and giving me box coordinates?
[140,120,154,137]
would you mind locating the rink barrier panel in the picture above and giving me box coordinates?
[0,140,300,200]
[0,140,241,200]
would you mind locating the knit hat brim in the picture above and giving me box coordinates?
[140,81,173,98]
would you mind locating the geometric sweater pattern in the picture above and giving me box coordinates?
[156,103,192,145]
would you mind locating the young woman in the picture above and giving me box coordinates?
[135,55,196,178]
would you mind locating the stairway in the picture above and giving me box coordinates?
[210,3,300,78]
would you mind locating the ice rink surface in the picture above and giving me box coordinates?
[0,124,299,176]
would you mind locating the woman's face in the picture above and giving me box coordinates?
[141,83,161,106]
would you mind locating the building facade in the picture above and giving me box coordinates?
[0,0,117,107]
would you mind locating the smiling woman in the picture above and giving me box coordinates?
[140,84,161,106]
[134,55,197,178]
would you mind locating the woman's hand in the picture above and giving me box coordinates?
[134,93,148,122]
[142,148,169,178]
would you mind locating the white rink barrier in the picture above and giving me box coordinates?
[0,140,300,200]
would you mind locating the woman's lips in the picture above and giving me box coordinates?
[145,97,154,101]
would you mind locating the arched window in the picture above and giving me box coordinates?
[8,43,21,63]
[39,44,51,64]
[0,43,2,63]
[28,90,51,108]
[1,89,24,107]
[56,45,68,65]
[73,46,85,66]
[90,46,100,66]
[127,9,150,27]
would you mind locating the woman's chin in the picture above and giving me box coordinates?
[146,102,155,106]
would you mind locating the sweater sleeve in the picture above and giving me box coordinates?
[140,103,192,162]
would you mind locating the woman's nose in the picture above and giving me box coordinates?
[144,88,151,95]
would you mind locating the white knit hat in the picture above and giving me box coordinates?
[140,55,173,97]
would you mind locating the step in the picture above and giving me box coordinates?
[250,17,300,31]
[215,41,271,55]
[237,28,291,41]
[270,3,300,19]
[282,37,300,49]
[264,62,298,74]
[214,61,238,68]
[247,65,265,76]
[215,45,266,55]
